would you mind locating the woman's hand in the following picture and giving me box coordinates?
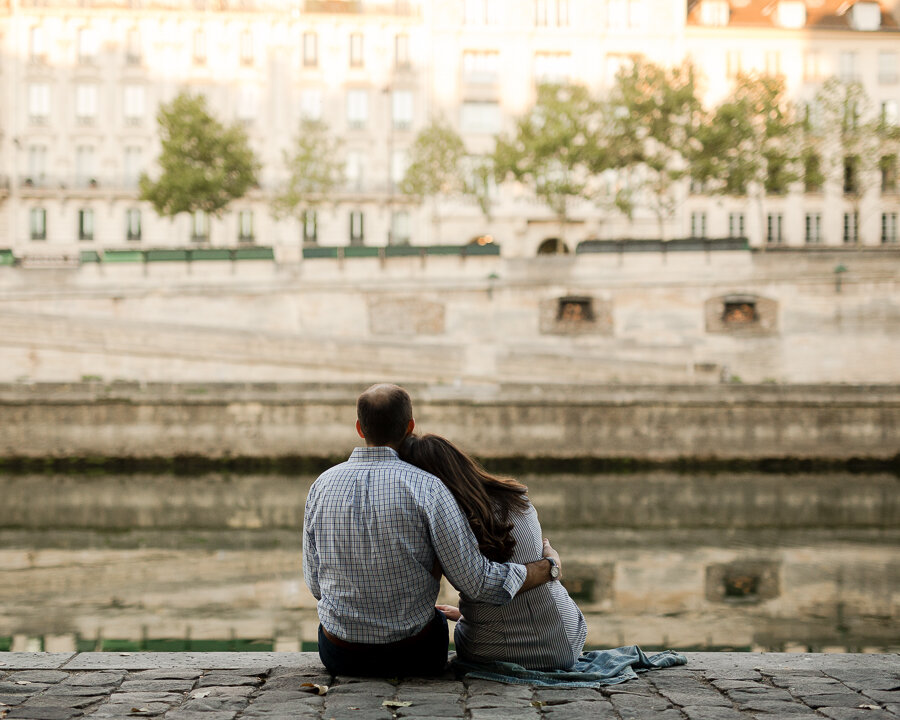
[436,604,462,621]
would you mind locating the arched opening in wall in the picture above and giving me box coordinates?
[537,238,570,255]
[722,297,758,326]
[705,293,777,335]
[556,296,594,323]
[468,234,494,246]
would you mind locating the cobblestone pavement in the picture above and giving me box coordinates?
[0,653,896,720]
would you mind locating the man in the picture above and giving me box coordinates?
[303,383,562,677]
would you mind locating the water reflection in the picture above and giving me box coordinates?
[1,472,897,653]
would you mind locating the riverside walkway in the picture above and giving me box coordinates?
[0,652,897,720]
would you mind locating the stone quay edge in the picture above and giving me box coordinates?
[0,652,897,720]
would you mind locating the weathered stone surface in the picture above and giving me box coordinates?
[62,672,124,687]
[727,688,795,703]
[795,693,868,708]
[0,681,50,695]
[540,700,617,719]
[682,706,748,720]
[5,707,83,720]
[189,685,256,699]
[88,700,173,717]
[393,701,465,717]
[735,700,818,714]
[660,691,733,708]
[0,693,29,706]
[195,674,262,688]
[818,708,896,720]
[7,672,69,684]
[862,691,900,704]
[610,693,673,712]
[128,669,203,681]
[466,680,533,699]
[0,655,75,671]
[42,685,110,697]
[468,708,540,720]
[531,688,601,704]
[18,696,100,709]
[117,679,195,693]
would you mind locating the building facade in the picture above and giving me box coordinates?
[0,0,898,257]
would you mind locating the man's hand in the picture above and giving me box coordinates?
[515,538,562,596]
[436,604,462,621]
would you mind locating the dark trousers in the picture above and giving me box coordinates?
[317,609,449,678]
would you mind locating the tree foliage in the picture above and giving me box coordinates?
[140,92,259,218]
[274,119,345,219]
[690,73,801,198]
[493,83,602,233]
[400,119,467,198]
[605,59,703,236]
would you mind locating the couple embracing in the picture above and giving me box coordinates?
[302,383,587,677]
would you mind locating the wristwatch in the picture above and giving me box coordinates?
[544,556,560,579]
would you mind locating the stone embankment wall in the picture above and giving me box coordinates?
[1,382,897,460]
[0,247,899,385]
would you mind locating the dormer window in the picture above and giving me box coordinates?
[776,0,806,27]
[700,0,730,25]
[850,1,881,30]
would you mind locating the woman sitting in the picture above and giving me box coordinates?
[399,433,587,671]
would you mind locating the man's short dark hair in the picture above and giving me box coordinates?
[357,384,413,446]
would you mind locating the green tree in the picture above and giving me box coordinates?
[607,58,703,239]
[274,119,345,226]
[140,92,259,228]
[810,78,889,239]
[400,119,467,243]
[690,73,801,243]
[493,83,602,253]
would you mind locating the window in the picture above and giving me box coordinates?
[349,210,365,246]
[879,51,898,84]
[805,213,822,244]
[765,51,781,76]
[723,299,757,325]
[535,52,571,84]
[838,51,858,82]
[191,211,209,242]
[700,0,729,25]
[391,149,408,187]
[29,26,46,63]
[883,213,898,243]
[690,211,707,238]
[843,156,858,194]
[535,0,569,26]
[881,155,898,193]
[391,210,410,245]
[240,29,254,66]
[302,209,317,244]
[392,90,413,130]
[627,0,646,27]
[238,210,254,243]
[608,0,628,28]
[125,28,141,65]
[345,151,364,191]
[237,87,258,121]
[349,32,364,68]
[882,100,899,127]
[75,84,98,124]
[767,213,783,244]
[77,27,98,64]
[776,0,805,27]
[26,145,47,185]
[193,30,207,65]
[30,208,47,241]
[725,50,742,79]
[465,0,500,24]
[728,212,745,238]
[75,145,95,186]
[460,101,501,134]
[803,51,822,82]
[300,89,322,121]
[395,34,410,68]
[843,211,859,244]
[802,152,823,193]
[123,84,145,124]
[462,51,500,85]
[346,90,368,129]
[126,209,141,242]
[78,209,94,242]
[850,1,880,30]
[303,32,318,67]
[28,83,50,124]
[124,146,142,186]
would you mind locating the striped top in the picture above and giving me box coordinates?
[454,500,588,670]
[303,446,528,644]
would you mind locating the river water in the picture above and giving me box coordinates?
[2,471,898,653]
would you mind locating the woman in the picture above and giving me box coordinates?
[399,433,587,670]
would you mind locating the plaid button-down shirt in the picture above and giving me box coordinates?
[303,446,527,644]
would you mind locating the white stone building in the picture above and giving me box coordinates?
[0,0,897,258]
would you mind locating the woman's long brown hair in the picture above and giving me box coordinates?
[399,433,529,562]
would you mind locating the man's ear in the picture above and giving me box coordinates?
[407,418,415,437]
[356,420,366,440]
